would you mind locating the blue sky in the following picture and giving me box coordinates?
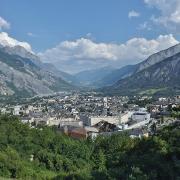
[0,0,180,73]
[0,0,160,51]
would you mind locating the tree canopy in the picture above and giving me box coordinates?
[0,115,179,179]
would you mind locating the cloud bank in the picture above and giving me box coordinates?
[39,34,179,73]
[0,32,178,74]
[0,32,32,52]
[144,0,180,31]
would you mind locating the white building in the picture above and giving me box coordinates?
[21,117,34,124]
[13,106,22,116]
[175,96,180,103]
[120,113,129,124]
[131,111,150,123]
[85,126,99,139]
[82,116,120,126]
[120,111,134,124]
[103,97,108,108]
[59,121,83,127]
[159,97,167,102]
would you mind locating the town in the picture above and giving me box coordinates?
[1,92,180,139]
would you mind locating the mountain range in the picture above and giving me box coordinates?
[73,66,115,87]
[101,44,180,96]
[0,35,180,97]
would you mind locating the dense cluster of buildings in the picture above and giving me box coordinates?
[0,92,179,139]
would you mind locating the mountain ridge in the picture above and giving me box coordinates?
[101,44,180,96]
[0,46,75,97]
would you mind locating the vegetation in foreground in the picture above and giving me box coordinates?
[0,115,179,179]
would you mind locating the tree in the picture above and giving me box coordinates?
[151,122,157,134]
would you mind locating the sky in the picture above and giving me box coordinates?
[0,0,180,73]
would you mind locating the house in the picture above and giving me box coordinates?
[93,120,117,132]
[34,117,49,126]
[59,120,83,128]
[82,115,120,126]
[21,117,34,124]
[69,128,87,139]
[85,126,99,139]
[131,111,150,123]
[175,96,180,103]
[64,126,99,139]
[13,106,23,116]
[120,111,133,123]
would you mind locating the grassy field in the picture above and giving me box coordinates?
[139,88,167,96]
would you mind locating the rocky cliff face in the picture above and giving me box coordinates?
[114,53,180,88]
[0,47,74,97]
[103,44,180,95]
[136,43,180,72]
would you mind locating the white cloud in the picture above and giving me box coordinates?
[0,16,10,30]
[138,21,152,31]
[128,10,140,18]
[0,32,32,52]
[27,32,37,37]
[144,0,180,29]
[39,34,179,73]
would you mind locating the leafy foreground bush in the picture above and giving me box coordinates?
[0,115,179,179]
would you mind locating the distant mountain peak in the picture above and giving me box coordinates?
[0,32,32,53]
[0,46,75,97]
[103,43,180,96]
[137,43,180,73]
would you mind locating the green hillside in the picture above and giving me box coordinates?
[0,115,179,179]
